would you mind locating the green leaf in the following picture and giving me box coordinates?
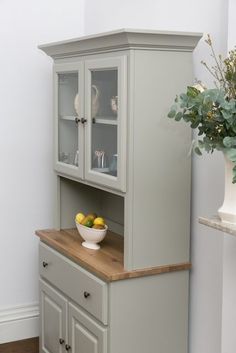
[233,164,236,183]
[190,120,200,128]
[175,112,183,121]
[222,110,233,120]
[187,86,200,98]
[225,148,236,162]
[223,137,236,148]
[183,114,192,122]
[168,110,176,118]
[233,168,236,184]
[195,146,202,155]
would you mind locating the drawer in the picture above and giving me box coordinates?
[39,242,108,324]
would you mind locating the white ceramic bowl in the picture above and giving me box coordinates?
[75,222,108,250]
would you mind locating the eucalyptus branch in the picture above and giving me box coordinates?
[201,61,218,80]
[168,35,236,183]
[207,36,227,88]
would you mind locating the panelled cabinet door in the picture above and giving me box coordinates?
[85,56,127,192]
[40,279,67,353]
[54,62,84,179]
[68,302,107,353]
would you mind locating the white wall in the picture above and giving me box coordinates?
[0,0,84,342]
[84,2,227,353]
[228,0,236,49]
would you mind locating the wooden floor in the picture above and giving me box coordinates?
[0,338,39,353]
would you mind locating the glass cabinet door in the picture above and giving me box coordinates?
[54,63,84,179]
[85,57,127,192]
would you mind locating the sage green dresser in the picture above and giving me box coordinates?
[37,29,202,353]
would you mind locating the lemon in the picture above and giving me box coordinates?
[92,224,105,230]
[75,213,85,224]
[94,217,105,226]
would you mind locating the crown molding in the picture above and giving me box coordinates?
[39,28,202,59]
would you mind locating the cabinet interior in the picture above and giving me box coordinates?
[58,72,78,117]
[58,72,79,165]
[91,124,117,172]
[59,177,124,236]
[91,69,117,118]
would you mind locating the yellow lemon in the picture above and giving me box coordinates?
[94,217,105,226]
[75,213,85,224]
[92,224,105,230]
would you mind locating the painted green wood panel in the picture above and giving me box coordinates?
[39,279,67,353]
[39,243,108,324]
[69,303,107,353]
[109,271,189,353]
[126,49,193,269]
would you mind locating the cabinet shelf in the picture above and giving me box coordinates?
[92,117,117,125]
[60,115,76,121]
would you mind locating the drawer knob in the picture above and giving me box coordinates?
[59,338,64,345]
[84,291,90,298]
[42,261,48,268]
[65,344,71,351]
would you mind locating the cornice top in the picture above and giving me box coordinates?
[38,28,202,59]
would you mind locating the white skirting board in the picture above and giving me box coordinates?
[0,303,39,344]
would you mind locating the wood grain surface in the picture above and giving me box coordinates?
[36,228,191,282]
[0,337,39,353]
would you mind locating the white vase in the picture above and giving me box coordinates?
[218,153,236,224]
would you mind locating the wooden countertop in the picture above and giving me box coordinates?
[36,228,191,282]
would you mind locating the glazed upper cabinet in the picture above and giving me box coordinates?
[54,56,127,192]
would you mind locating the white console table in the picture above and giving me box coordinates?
[199,216,236,353]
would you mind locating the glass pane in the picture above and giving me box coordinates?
[58,72,79,167]
[91,69,118,177]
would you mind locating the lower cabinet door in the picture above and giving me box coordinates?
[40,279,67,353]
[68,302,107,353]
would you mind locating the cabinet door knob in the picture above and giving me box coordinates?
[81,118,87,124]
[75,117,80,124]
[65,344,71,351]
[42,261,48,268]
[59,338,64,345]
[84,291,90,298]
